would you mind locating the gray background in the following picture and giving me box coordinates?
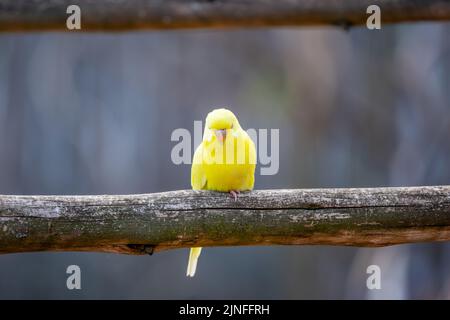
[0,23,449,299]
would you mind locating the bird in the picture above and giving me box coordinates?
[187,108,257,277]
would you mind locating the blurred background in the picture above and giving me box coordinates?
[0,23,449,299]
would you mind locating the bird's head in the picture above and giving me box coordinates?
[204,108,241,143]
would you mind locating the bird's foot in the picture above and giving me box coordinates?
[229,190,240,202]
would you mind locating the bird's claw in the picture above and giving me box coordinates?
[229,190,240,202]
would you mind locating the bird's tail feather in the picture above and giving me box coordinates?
[186,247,202,277]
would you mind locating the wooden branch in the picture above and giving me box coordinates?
[0,0,449,32]
[0,186,450,255]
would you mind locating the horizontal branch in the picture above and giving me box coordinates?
[0,186,450,255]
[0,0,450,32]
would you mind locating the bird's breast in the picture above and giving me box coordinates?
[203,163,253,192]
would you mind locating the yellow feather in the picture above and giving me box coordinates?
[187,108,256,277]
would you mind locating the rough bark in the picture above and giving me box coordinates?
[0,0,449,32]
[0,186,449,255]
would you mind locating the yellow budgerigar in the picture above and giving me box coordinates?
[187,108,256,277]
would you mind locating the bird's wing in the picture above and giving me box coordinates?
[191,143,207,190]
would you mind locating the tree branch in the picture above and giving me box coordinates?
[0,0,449,32]
[0,186,450,255]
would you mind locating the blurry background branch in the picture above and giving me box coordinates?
[0,0,450,32]
[1,186,449,255]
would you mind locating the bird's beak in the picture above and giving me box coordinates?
[214,129,227,143]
